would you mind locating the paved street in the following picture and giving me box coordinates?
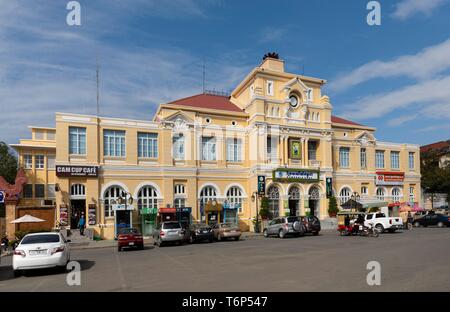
[0,228,449,292]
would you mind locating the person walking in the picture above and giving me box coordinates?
[407,211,414,230]
[78,213,86,235]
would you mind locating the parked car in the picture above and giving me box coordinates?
[153,221,185,246]
[212,223,241,241]
[414,211,428,220]
[12,232,71,277]
[301,216,321,236]
[414,214,450,228]
[263,216,306,238]
[117,228,144,251]
[363,212,403,233]
[188,223,214,243]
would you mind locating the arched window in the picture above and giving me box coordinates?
[376,187,385,200]
[275,107,279,117]
[104,186,125,218]
[316,112,320,122]
[138,186,159,211]
[309,187,320,200]
[200,186,217,206]
[174,184,186,208]
[361,186,368,197]
[339,187,352,204]
[392,188,401,202]
[71,184,85,197]
[288,186,301,200]
[227,186,244,213]
[267,185,280,218]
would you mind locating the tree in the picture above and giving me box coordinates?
[421,150,450,207]
[328,196,339,217]
[0,142,18,184]
[259,196,272,220]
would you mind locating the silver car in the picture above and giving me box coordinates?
[153,221,185,246]
[263,216,306,238]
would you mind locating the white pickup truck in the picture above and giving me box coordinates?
[363,212,403,233]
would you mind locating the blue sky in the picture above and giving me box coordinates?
[1,0,450,145]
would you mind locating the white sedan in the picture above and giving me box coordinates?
[13,232,71,277]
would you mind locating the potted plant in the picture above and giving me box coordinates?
[328,196,339,217]
[259,196,272,231]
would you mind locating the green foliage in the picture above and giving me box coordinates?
[421,150,450,200]
[328,196,339,217]
[259,196,272,220]
[369,207,379,213]
[0,141,18,184]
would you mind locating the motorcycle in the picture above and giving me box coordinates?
[338,223,379,237]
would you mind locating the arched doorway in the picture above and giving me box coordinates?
[70,184,86,230]
[288,186,301,216]
[137,185,159,236]
[199,186,218,223]
[267,185,280,218]
[309,186,321,217]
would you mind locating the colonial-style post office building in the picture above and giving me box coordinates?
[10,55,421,239]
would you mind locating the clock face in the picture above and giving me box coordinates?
[289,95,298,108]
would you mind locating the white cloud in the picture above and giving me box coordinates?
[342,75,450,120]
[392,0,449,20]
[329,38,450,92]
[387,114,418,126]
[0,0,250,144]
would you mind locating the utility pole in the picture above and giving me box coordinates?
[202,57,206,93]
[96,54,100,116]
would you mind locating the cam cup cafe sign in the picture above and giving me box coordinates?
[376,171,404,186]
[56,165,99,177]
[273,168,320,183]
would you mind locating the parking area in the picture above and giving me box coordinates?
[0,228,449,292]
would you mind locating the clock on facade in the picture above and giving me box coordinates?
[289,95,299,108]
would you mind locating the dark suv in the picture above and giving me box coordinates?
[300,216,321,236]
[263,216,306,238]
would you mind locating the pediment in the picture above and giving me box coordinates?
[283,77,309,93]
[356,131,376,145]
[162,110,194,124]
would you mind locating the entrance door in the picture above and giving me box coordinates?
[70,199,86,229]
[116,210,132,237]
[309,199,317,217]
[289,200,298,216]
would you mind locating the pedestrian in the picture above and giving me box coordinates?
[407,211,414,230]
[78,213,86,235]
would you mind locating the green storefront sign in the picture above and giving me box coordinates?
[273,168,320,183]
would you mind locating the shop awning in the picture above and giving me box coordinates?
[159,208,176,214]
[341,198,388,210]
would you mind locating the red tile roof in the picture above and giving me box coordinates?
[331,116,365,127]
[166,93,365,127]
[167,93,243,112]
[420,140,450,153]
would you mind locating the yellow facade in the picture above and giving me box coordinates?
[11,56,421,239]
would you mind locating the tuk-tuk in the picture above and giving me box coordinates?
[337,211,370,236]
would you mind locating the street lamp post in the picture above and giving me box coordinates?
[351,192,360,211]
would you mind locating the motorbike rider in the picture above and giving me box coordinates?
[353,213,365,234]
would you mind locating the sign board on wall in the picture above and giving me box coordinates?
[376,172,404,186]
[257,176,266,195]
[56,165,99,177]
[273,168,320,183]
[59,205,68,226]
[88,204,96,225]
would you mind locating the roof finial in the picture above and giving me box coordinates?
[263,52,279,60]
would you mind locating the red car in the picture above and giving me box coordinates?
[117,228,144,251]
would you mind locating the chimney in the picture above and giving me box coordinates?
[260,52,285,72]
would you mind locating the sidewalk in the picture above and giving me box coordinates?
[69,231,264,250]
